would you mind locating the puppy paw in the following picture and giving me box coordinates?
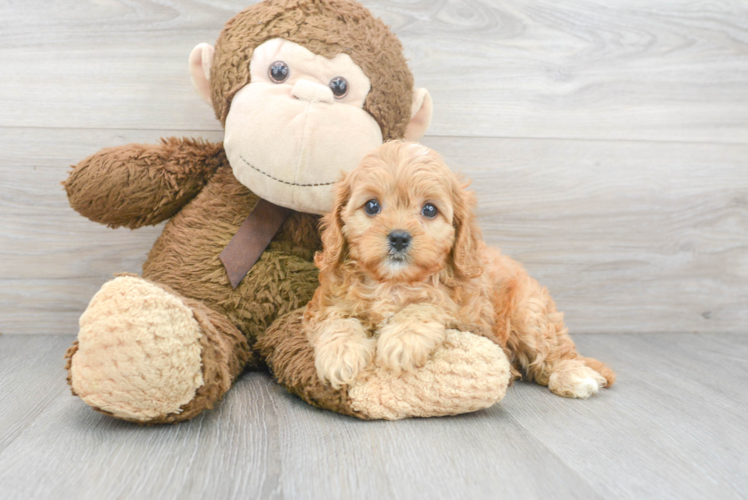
[313,319,375,389]
[548,364,608,399]
[376,320,447,374]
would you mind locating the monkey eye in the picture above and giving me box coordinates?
[268,61,290,83]
[364,199,381,216]
[422,203,438,219]
[329,77,348,98]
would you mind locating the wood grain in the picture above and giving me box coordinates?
[0,364,600,500]
[2,127,746,334]
[0,0,746,142]
[0,128,221,335]
[0,335,72,452]
[422,136,748,334]
[1,334,746,499]
[515,333,748,499]
[1,0,746,335]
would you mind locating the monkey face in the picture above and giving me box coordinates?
[223,39,383,214]
[189,1,434,215]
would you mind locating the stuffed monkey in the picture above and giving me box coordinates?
[64,0,511,423]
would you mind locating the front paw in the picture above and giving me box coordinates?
[376,320,447,374]
[313,321,376,389]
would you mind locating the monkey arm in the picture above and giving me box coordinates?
[64,138,226,229]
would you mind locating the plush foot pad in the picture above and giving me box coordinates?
[259,311,512,420]
[348,330,511,420]
[69,276,204,421]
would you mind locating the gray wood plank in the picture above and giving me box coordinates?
[1,0,747,143]
[504,333,748,499]
[1,334,746,499]
[2,128,746,335]
[0,128,221,335]
[266,386,601,500]
[0,335,72,452]
[423,136,748,335]
[0,339,600,500]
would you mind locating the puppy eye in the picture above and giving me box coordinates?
[329,77,348,98]
[422,203,438,218]
[268,61,290,83]
[364,199,381,216]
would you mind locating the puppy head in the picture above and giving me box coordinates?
[317,141,482,283]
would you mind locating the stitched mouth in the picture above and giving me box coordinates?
[240,155,337,187]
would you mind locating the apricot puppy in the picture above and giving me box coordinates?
[304,141,615,397]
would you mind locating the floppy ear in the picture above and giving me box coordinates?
[450,184,483,279]
[315,174,352,274]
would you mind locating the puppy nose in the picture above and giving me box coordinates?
[388,231,412,251]
[291,79,334,104]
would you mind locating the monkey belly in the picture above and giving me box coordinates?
[142,166,321,346]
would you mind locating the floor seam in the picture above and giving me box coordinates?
[0,384,70,457]
[501,407,608,500]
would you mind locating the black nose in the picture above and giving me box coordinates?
[388,231,411,252]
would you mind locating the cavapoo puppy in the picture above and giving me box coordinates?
[303,141,615,398]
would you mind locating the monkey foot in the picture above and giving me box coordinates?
[348,330,511,419]
[67,275,205,422]
[259,312,512,420]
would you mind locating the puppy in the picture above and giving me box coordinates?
[304,141,615,398]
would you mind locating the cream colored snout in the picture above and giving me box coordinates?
[291,79,335,104]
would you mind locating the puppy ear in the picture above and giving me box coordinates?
[315,174,352,273]
[451,183,483,279]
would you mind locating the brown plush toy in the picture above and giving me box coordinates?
[63,0,512,423]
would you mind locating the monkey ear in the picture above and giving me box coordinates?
[189,43,215,105]
[404,88,433,142]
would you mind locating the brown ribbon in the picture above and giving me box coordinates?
[220,198,292,289]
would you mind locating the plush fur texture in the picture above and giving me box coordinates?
[69,276,205,422]
[347,330,510,419]
[305,141,615,398]
[66,138,226,229]
[65,275,253,424]
[65,142,324,422]
[259,310,511,420]
[141,165,322,345]
[257,308,366,418]
[210,0,414,140]
[63,0,507,423]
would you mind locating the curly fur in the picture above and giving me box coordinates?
[305,141,616,397]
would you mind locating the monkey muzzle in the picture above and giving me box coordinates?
[223,81,383,215]
[291,80,335,104]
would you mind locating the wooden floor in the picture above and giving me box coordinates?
[1,333,745,499]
